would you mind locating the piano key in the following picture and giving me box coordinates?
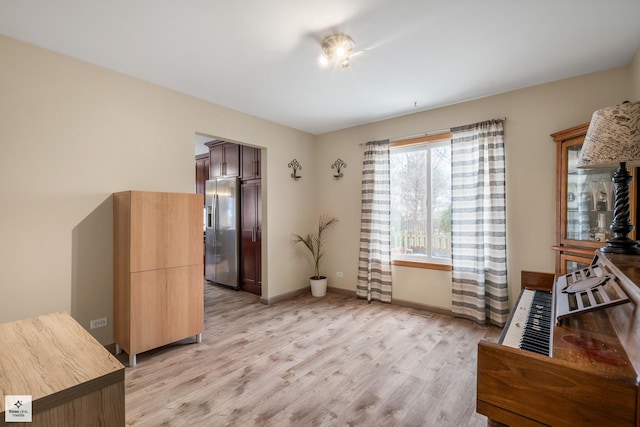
[500,289,552,355]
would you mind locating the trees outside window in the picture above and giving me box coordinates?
[390,137,451,265]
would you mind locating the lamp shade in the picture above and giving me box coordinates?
[576,101,640,169]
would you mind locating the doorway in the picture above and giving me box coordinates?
[195,134,263,297]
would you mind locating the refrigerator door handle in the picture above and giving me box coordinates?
[213,194,219,245]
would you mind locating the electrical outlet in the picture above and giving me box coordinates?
[90,317,108,329]
[336,272,344,277]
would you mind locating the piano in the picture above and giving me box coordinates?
[477,251,640,427]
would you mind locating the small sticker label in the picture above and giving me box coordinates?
[5,395,32,422]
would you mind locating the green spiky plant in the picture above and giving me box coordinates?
[292,214,339,279]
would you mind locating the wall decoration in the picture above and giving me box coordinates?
[331,158,347,179]
[289,159,302,180]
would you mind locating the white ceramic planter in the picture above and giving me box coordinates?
[309,277,328,297]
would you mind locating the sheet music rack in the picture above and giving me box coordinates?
[555,262,630,323]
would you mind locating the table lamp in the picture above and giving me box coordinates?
[576,101,640,255]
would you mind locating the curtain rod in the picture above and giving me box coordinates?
[359,117,506,146]
[390,127,450,142]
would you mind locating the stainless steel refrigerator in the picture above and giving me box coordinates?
[205,177,240,289]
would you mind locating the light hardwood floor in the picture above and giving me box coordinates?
[123,283,501,426]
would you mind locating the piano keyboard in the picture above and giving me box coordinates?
[501,289,552,356]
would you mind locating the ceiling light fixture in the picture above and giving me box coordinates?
[319,33,354,68]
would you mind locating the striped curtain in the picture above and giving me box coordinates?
[450,120,509,327]
[357,140,393,303]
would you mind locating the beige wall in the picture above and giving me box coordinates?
[631,47,640,101]
[1,34,637,345]
[0,35,317,344]
[316,66,631,311]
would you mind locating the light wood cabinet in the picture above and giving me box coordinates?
[551,123,637,274]
[113,191,204,366]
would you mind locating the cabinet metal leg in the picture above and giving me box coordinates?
[129,353,136,368]
[115,344,122,355]
[196,333,202,343]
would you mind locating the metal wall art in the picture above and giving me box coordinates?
[288,159,302,180]
[331,158,347,179]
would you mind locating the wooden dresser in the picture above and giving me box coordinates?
[0,312,124,425]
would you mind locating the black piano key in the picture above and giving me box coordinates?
[520,337,549,347]
[519,290,552,355]
[520,342,548,356]
[521,336,550,349]
[524,329,548,340]
[523,328,549,339]
[522,334,550,348]
[523,329,549,340]
[521,342,547,354]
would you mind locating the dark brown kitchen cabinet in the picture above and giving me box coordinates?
[195,153,209,202]
[241,145,261,180]
[206,141,239,178]
[241,180,261,295]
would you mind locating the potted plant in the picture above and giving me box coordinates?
[292,214,339,296]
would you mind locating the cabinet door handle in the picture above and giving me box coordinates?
[252,226,256,243]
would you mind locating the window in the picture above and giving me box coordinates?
[390,134,452,267]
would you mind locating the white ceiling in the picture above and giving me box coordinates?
[2,1,640,135]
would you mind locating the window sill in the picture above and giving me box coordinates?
[392,260,452,271]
